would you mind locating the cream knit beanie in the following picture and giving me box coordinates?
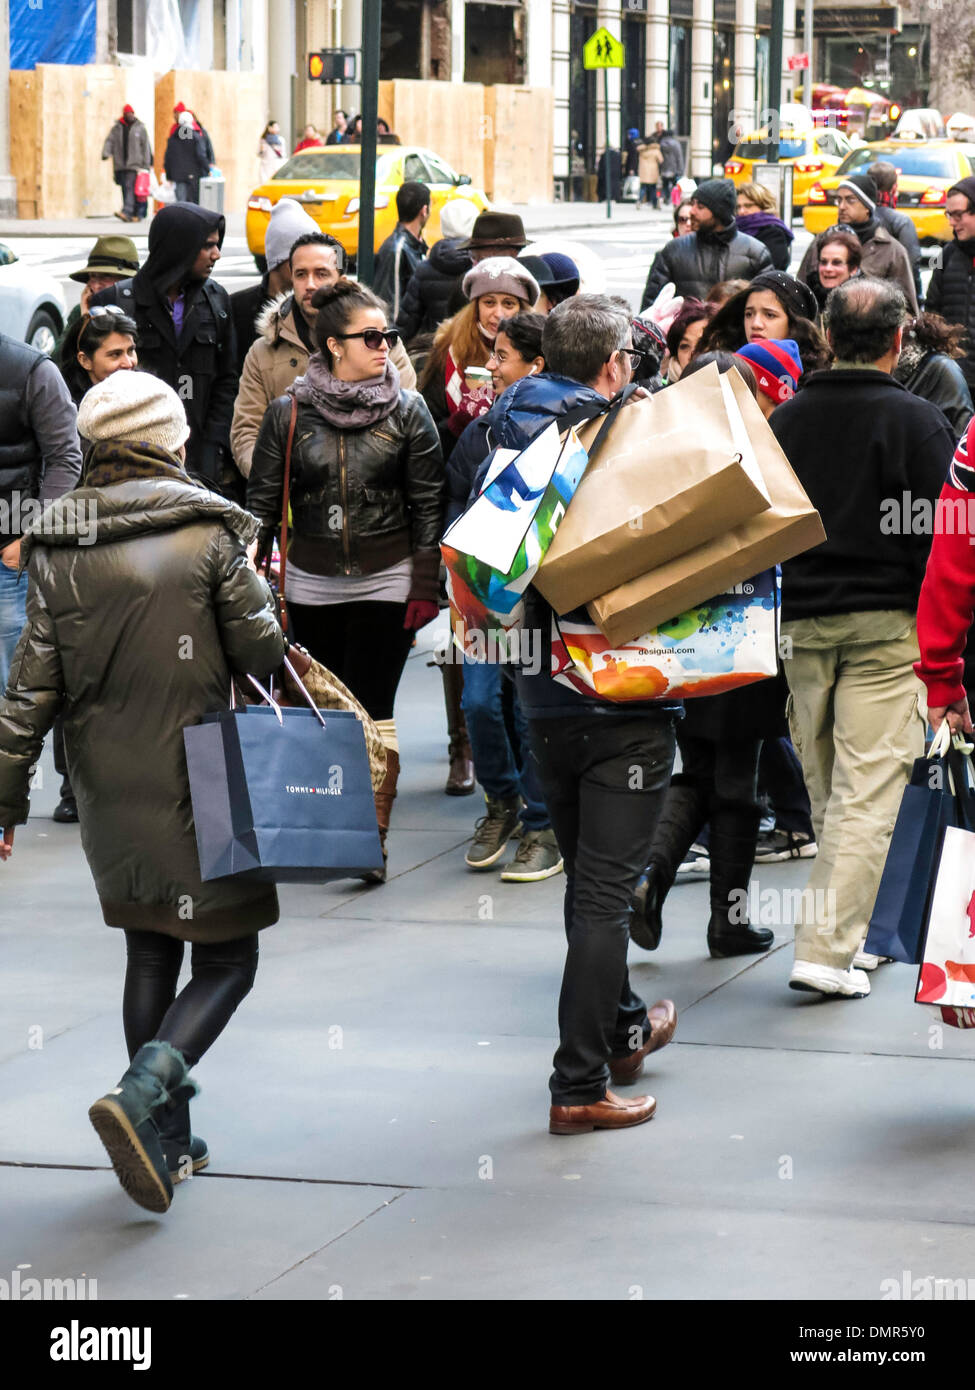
[77,370,191,453]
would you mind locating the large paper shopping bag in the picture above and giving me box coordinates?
[183,705,382,883]
[551,569,778,701]
[915,825,975,1006]
[587,369,825,646]
[535,364,771,614]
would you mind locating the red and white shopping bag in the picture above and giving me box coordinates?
[916,824,975,1015]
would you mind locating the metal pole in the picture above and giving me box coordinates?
[767,0,784,163]
[803,0,813,110]
[357,0,382,285]
[605,65,612,220]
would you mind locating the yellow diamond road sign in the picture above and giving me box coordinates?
[583,26,625,70]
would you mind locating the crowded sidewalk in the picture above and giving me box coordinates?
[0,621,968,1301]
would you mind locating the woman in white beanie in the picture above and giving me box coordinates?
[0,369,287,1216]
[417,255,540,459]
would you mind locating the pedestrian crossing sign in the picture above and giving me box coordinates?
[583,27,625,70]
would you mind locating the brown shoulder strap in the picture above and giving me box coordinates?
[276,395,299,627]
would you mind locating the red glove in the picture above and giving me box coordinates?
[404,600,439,631]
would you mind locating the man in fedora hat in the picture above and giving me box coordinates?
[54,236,140,358]
[461,211,528,265]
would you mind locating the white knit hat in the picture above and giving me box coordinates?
[77,370,190,453]
[264,196,322,270]
[440,197,480,242]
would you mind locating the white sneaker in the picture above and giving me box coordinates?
[788,960,871,998]
[852,949,893,971]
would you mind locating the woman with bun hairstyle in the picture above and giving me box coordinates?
[417,256,540,459]
[698,269,831,379]
[248,278,445,882]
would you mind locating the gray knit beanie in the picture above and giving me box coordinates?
[77,370,190,453]
[264,196,321,270]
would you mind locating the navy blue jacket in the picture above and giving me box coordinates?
[446,372,682,722]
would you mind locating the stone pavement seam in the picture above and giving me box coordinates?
[244,1189,410,1298]
[315,836,474,916]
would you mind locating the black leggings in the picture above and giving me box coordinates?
[122,931,259,1068]
[287,599,415,721]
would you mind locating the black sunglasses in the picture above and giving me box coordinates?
[334,328,400,350]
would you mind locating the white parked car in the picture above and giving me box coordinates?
[0,242,66,354]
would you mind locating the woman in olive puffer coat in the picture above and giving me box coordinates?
[0,371,287,1216]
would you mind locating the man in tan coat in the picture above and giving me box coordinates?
[636,138,664,209]
[230,231,417,478]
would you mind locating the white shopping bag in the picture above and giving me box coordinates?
[915,824,975,1007]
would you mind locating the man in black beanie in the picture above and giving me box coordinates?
[927,175,975,394]
[797,171,918,315]
[641,177,772,308]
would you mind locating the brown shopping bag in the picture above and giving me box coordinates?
[587,368,825,646]
[534,364,771,616]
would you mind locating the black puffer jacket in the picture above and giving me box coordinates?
[641,222,773,307]
[926,238,975,391]
[248,387,445,599]
[0,470,286,941]
[396,236,473,342]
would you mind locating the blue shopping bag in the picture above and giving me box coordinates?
[183,691,382,883]
[865,729,975,964]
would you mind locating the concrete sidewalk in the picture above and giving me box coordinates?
[1,629,971,1301]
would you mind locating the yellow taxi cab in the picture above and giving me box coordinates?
[724,127,854,210]
[802,140,975,243]
[246,144,489,266]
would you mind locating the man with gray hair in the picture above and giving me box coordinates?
[769,278,955,998]
[463,294,680,1135]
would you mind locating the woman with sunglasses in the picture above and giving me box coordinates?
[59,306,139,409]
[248,278,444,882]
[672,199,693,237]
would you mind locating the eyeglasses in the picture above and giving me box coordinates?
[334,328,400,350]
[676,213,693,226]
[946,209,972,222]
[86,305,128,319]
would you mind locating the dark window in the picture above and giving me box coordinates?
[117,0,147,56]
[274,152,395,181]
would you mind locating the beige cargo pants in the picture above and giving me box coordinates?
[781,610,927,969]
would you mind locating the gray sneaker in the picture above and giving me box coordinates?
[465,796,523,870]
[500,828,564,883]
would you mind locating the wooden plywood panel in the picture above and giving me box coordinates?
[487,86,553,204]
[384,80,486,192]
[78,66,132,218]
[155,70,268,214]
[36,66,81,220]
[9,71,38,219]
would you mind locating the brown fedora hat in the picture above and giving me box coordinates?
[461,210,527,251]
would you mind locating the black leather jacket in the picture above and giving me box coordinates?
[247,388,445,598]
[641,221,772,308]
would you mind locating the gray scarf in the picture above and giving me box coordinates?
[288,352,400,428]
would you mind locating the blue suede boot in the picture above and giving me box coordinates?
[89,1041,198,1213]
[156,1090,210,1182]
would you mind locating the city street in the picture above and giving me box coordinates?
[1,616,972,1304]
[0,203,818,318]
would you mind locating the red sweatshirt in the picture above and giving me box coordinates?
[915,415,975,707]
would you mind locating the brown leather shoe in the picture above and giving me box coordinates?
[549,1089,656,1135]
[609,999,678,1085]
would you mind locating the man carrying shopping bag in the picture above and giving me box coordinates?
[477,296,680,1136]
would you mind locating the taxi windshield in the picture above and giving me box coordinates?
[274,151,394,181]
[835,146,959,179]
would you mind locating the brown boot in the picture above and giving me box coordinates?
[362,748,400,885]
[441,662,475,796]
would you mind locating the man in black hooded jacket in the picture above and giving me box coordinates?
[89,203,238,495]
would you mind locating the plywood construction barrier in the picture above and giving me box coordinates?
[378,79,487,191]
[10,64,153,219]
[155,70,268,214]
[378,79,553,204]
[483,87,554,204]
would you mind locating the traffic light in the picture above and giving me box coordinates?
[307,50,358,84]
